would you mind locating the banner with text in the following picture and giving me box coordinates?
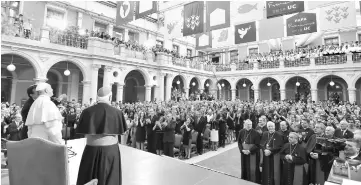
[234,22,257,44]
[116,1,135,26]
[183,1,204,36]
[230,1,264,25]
[319,1,356,31]
[196,32,212,50]
[206,1,230,31]
[164,6,184,39]
[135,1,158,19]
[287,12,317,36]
[266,1,304,19]
[211,27,234,48]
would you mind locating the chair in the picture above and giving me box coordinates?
[173,134,183,157]
[7,138,97,185]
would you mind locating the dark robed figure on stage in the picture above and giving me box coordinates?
[260,122,283,185]
[280,132,307,185]
[76,87,127,185]
[238,119,261,184]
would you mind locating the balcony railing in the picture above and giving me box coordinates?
[49,33,88,49]
[190,60,201,70]
[259,60,280,69]
[285,58,311,67]
[352,53,361,63]
[215,64,231,72]
[1,23,41,41]
[204,64,213,72]
[315,54,347,65]
[236,62,254,70]
[172,57,186,67]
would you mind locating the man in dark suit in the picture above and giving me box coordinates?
[20,84,37,139]
[146,108,159,154]
[195,110,208,154]
[334,120,354,139]
[5,114,24,141]
[162,113,176,157]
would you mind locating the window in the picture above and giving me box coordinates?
[187,49,192,58]
[1,1,20,24]
[113,27,124,40]
[156,40,163,48]
[230,50,238,63]
[128,31,137,42]
[324,37,339,46]
[94,22,107,33]
[46,7,67,30]
[172,45,179,54]
[248,47,258,55]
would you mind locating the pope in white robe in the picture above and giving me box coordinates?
[25,82,64,144]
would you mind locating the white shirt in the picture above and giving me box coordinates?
[25,95,64,145]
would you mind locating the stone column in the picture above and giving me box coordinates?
[81,81,91,105]
[254,88,260,103]
[10,79,17,104]
[33,77,48,84]
[156,73,165,101]
[70,70,80,101]
[165,74,173,101]
[91,64,101,102]
[108,24,114,38]
[231,89,236,101]
[103,66,113,88]
[57,82,63,96]
[145,85,152,102]
[117,83,124,103]
[124,29,129,42]
[280,88,286,101]
[184,88,189,99]
[348,88,356,103]
[311,89,318,103]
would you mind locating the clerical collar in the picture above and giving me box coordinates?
[348,152,359,160]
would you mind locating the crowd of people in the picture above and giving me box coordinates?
[243,41,361,63]
[2,83,361,184]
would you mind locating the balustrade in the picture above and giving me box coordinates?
[203,64,213,72]
[189,60,201,70]
[172,57,187,67]
[315,55,347,65]
[259,60,280,69]
[284,58,311,67]
[215,64,231,72]
[352,53,361,63]
[236,62,254,70]
[2,23,41,41]
[49,32,88,49]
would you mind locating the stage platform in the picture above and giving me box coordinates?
[2,139,256,185]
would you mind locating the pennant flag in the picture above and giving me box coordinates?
[183,1,204,36]
[116,1,135,26]
[135,1,158,19]
[211,27,234,48]
[286,12,317,36]
[164,6,184,39]
[266,1,304,19]
[259,16,284,41]
[234,22,257,44]
[230,1,264,25]
[196,32,212,50]
[206,1,230,31]
[319,1,356,31]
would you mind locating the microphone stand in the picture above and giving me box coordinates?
[64,108,77,162]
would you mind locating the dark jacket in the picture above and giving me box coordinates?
[334,128,354,139]
[163,120,176,143]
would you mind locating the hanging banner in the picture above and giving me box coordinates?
[230,1,264,25]
[164,6,184,39]
[266,1,304,19]
[234,21,257,44]
[183,1,204,36]
[319,1,356,31]
[135,1,157,19]
[116,1,135,26]
[212,27,234,48]
[206,1,230,31]
[287,12,317,36]
[196,32,212,50]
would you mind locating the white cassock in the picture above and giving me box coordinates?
[25,94,64,144]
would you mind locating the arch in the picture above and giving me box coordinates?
[216,78,232,89]
[44,57,89,81]
[189,76,201,88]
[284,74,312,88]
[351,73,361,89]
[235,77,254,88]
[48,69,64,83]
[203,78,215,88]
[121,68,151,86]
[257,76,280,89]
[170,74,187,86]
[315,73,350,89]
[1,50,42,78]
[124,77,140,87]
[317,75,349,102]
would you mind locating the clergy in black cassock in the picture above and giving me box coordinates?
[260,121,283,185]
[76,87,127,185]
[277,121,290,144]
[238,119,261,184]
[280,132,307,185]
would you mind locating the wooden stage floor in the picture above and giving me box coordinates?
[1,139,256,185]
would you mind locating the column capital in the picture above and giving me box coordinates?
[310,88,318,91]
[347,88,357,91]
[144,85,152,89]
[117,82,125,87]
[279,88,286,92]
[92,64,102,71]
[231,89,237,91]
[82,80,91,85]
